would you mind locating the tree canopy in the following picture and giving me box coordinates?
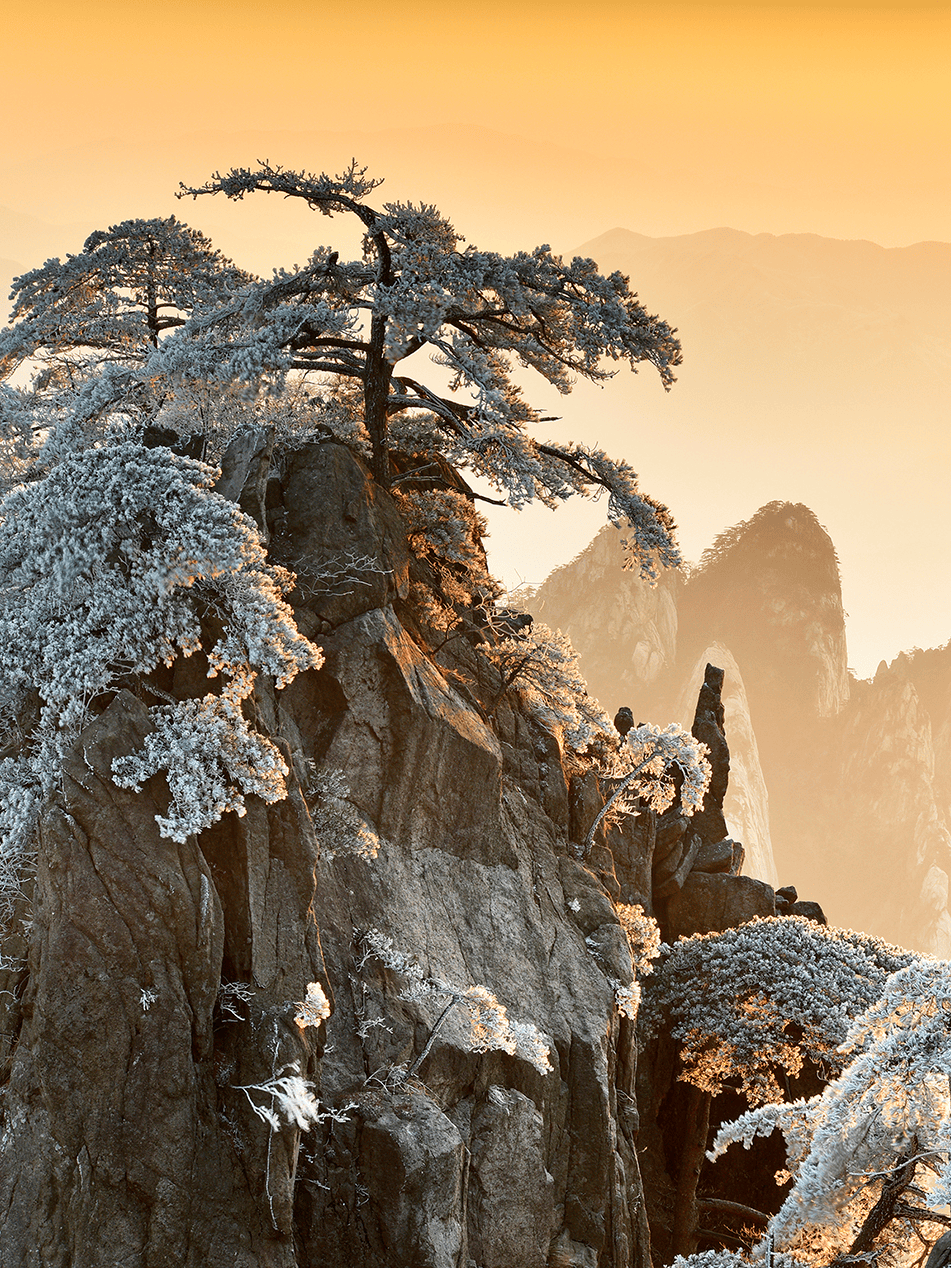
[647,920,951,1267]
[0,216,252,378]
[171,161,683,578]
[646,915,916,1107]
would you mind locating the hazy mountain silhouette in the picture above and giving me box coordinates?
[576,226,951,396]
[527,503,951,955]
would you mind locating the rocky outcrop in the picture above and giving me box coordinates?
[672,646,777,888]
[525,537,779,891]
[0,436,858,1266]
[677,503,850,744]
[0,439,677,1268]
[654,663,776,942]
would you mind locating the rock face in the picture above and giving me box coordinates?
[5,439,760,1268]
[0,691,283,1267]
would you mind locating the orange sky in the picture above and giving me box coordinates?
[2,1,950,675]
[6,1,949,246]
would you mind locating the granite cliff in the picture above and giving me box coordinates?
[0,437,785,1268]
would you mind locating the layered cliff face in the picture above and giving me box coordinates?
[527,502,951,954]
[803,652,951,953]
[0,438,780,1268]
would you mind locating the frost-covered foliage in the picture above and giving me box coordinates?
[0,441,322,854]
[175,161,682,578]
[394,486,500,630]
[612,979,642,1021]
[482,619,612,748]
[0,216,252,377]
[236,1061,346,1133]
[616,903,662,976]
[594,906,661,1023]
[361,928,553,1075]
[643,916,918,1107]
[710,957,951,1256]
[294,981,331,1030]
[111,694,291,843]
[305,766,384,860]
[583,724,712,853]
[152,376,334,465]
[673,1250,809,1268]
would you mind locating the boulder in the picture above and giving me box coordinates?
[692,837,738,874]
[663,872,777,941]
[789,900,828,924]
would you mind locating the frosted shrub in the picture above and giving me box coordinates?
[236,1061,346,1132]
[483,620,613,749]
[360,928,553,1075]
[612,979,641,1021]
[306,766,384,861]
[585,725,712,855]
[0,441,322,859]
[293,981,331,1030]
[616,903,662,976]
[395,487,488,575]
[111,694,290,842]
[643,916,917,1107]
[394,486,500,628]
[673,1251,809,1268]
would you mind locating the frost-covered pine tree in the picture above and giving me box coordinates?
[0,216,252,374]
[0,440,322,895]
[704,956,951,1266]
[175,160,683,579]
[0,216,256,484]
